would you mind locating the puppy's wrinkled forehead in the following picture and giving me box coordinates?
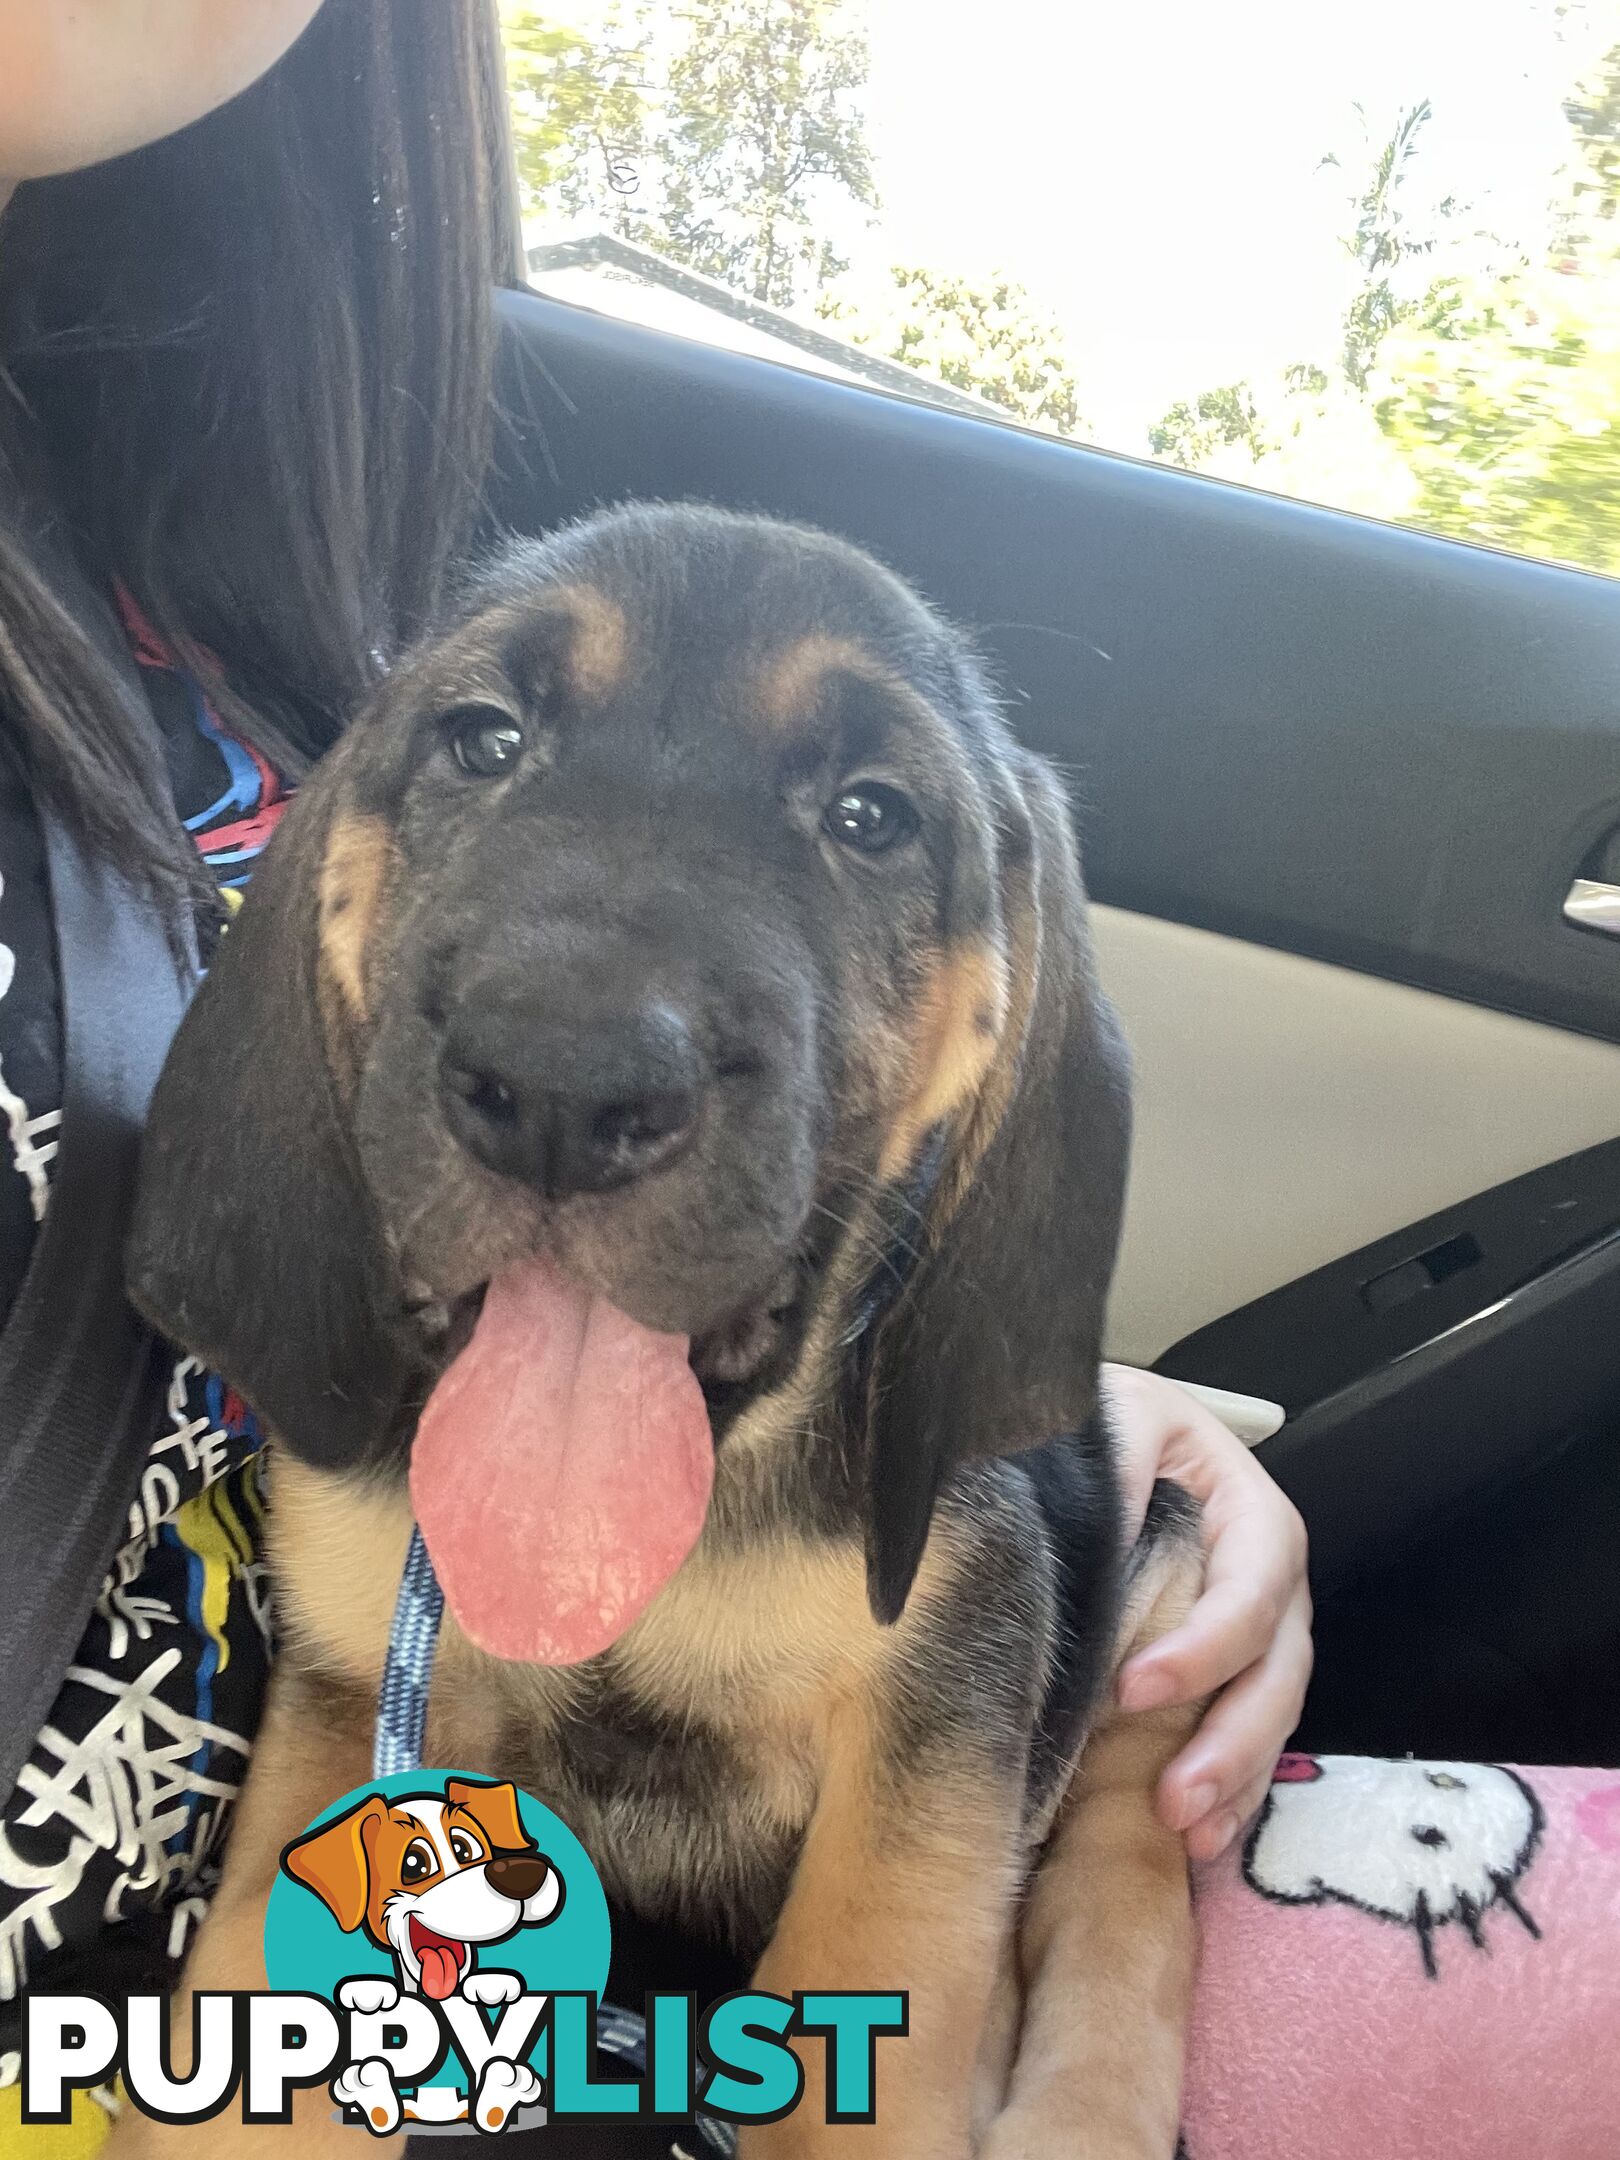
[399,508,971,762]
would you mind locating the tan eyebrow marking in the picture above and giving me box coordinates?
[755,633,896,732]
[547,585,631,702]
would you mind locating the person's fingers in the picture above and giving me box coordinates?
[1119,1573,1282,1710]
[1155,1590,1314,1835]
[1100,1364,1315,1854]
[1183,1767,1274,1864]
[1120,1490,1308,1710]
[1108,1368,1309,1716]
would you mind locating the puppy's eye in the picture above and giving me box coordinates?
[822,783,919,855]
[445,704,526,778]
[400,1838,437,1885]
[448,1830,484,1866]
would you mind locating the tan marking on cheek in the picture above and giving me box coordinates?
[937,885,1041,1217]
[318,812,398,1025]
[554,586,631,701]
[879,937,1012,1180]
[755,632,886,731]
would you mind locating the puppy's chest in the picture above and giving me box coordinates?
[469,1543,879,1947]
[489,1649,824,1950]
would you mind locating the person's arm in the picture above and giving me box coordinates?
[1105,1363,1313,1861]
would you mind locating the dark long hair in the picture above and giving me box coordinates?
[0,0,521,913]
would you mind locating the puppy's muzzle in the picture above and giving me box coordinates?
[439,989,704,1200]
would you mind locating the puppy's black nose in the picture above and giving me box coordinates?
[440,1000,702,1198]
[486,1853,550,1902]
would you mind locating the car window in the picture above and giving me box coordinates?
[500,0,1620,580]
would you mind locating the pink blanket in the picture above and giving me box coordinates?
[1183,1754,1620,2160]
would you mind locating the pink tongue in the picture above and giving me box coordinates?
[419,1944,461,2002]
[410,1258,714,1665]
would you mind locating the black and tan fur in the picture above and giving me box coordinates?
[119,505,1204,2157]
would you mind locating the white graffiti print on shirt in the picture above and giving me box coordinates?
[0,1352,273,2028]
[0,869,61,1221]
[0,1649,249,2001]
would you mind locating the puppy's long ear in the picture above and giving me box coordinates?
[127,758,415,1466]
[864,747,1131,1624]
[282,1794,386,1935]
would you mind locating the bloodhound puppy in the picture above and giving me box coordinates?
[124,504,1204,2157]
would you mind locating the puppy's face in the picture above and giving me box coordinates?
[132,504,1129,1616]
[283,1779,562,2000]
[321,509,1018,1413]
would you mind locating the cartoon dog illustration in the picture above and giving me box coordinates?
[284,1776,564,1998]
[283,1778,563,2132]
[1243,1754,1544,1977]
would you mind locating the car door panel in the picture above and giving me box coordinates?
[1099,909,1620,1367]
[1155,1138,1620,1584]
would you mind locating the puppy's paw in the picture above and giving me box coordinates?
[332,2057,403,2136]
[461,1967,524,2007]
[337,1976,401,2016]
[474,2056,542,2132]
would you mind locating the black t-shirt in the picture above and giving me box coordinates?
[0,586,293,2079]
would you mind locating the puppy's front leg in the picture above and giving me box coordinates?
[981,1528,1207,2160]
[106,1660,385,2159]
[743,1696,1026,2160]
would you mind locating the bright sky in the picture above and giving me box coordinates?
[533,0,1618,448]
[848,0,1617,440]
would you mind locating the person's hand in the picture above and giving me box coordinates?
[1104,1362,1312,1862]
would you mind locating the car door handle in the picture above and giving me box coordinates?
[1564,878,1620,935]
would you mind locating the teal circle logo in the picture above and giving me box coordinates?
[264,1772,610,2133]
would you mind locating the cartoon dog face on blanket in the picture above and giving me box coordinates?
[1244,1755,1544,1976]
[283,1777,564,1999]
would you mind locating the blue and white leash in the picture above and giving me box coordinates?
[373,1525,444,1779]
[373,1524,736,2155]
